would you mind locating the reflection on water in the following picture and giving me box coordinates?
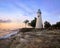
[0,23,20,39]
[0,30,18,39]
[0,23,25,30]
[0,22,32,39]
[0,22,32,30]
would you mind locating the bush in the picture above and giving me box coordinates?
[20,28,34,32]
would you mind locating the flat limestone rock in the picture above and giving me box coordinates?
[10,30,60,48]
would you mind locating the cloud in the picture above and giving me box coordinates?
[0,12,34,23]
[12,1,34,15]
[0,19,11,23]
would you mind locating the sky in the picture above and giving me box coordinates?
[0,0,60,24]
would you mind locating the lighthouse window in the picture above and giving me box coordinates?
[38,16,39,17]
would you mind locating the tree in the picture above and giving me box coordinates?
[51,22,60,29]
[44,21,51,29]
[24,20,29,28]
[56,22,60,27]
[29,17,36,28]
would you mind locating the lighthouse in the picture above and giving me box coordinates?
[36,9,43,28]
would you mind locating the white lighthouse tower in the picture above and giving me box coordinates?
[36,9,43,28]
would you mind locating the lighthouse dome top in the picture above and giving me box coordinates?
[37,9,41,14]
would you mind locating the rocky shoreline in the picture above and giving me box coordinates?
[10,29,60,48]
[0,29,60,48]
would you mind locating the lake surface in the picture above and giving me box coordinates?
[0,30,18,39]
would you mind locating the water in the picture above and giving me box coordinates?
[0,30,18,39]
